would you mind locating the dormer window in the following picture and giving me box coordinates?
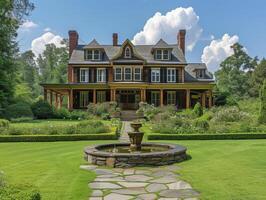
[155,49,170,60]
[196,69,205,78]
[85,49,101,60]
[125,46,131,58]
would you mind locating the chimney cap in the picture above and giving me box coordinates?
[178,29,186,35]
[68,30,78,35]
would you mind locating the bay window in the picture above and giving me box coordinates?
[151,68,160,82]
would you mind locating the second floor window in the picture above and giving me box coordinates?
[134,67,141,81]
[86,50,100,60]
[151,68,160,82]
[97,68,106,82]
[80,68,89,82]
[167,68,176,82]
[156,50,169,60]
[124,67,132,81]
[115,67,122,81]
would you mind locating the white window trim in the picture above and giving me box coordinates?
[114,67,122,81]
[151,68,160,83]
[80,68,89,83]
[156,49,170,60]
[134,67,142,81]
[86,49,101,61]
[125,46,131,58]
[97,68,106,82]
[167,68,176,83]
[124,67,132,81]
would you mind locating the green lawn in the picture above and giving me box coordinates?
[0,140,266,200]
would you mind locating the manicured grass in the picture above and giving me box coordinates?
[0,141,114,200]
[1,140,266,199]
[163,139,266,200]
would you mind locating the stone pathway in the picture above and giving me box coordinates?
[80,164,200,200]
[119,121,131,142]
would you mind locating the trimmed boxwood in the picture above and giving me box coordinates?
[0,133,117,142]
[148,133,266,140]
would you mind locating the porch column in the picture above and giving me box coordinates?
[68,89,73,110]
[201,92,206,108]
[55,93,59,109]
[113,89,116,102]
[143,89,146,102]
[186,89,190,109]
[208,90,213,108]
[160,89,164,107]
[49,91,53,106]
[140,89,144,102]
[93,89,96,104]
[44,89,48,102]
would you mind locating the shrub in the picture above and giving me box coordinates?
[258,80,266,124]
[69,110,90,120]
[193,102,203,117]
[194,117,209,131]
[211,106,250,123]
[0,119,9,128]
[87,102,119,119]
[4,102,33,119]
[10,117,33,123]
[0,185,41,200]
[54,108,70,119]
[137,103,161,121]
[75,120,110,134]
[31,99,54,119]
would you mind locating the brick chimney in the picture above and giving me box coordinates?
[68,30,79,58]
[113,33,118,46]
[178,29,186,55]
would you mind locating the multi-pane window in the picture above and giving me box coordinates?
[97,68,106,82]
[151,91,160,106]
[85,50,100,60]
[134,67,141,81]
[97,91,106,103]
[79,91,89,108]
[151,68,160,82]
[124,67,132,81]
[196,69,205,78]
[80,68,89,82]
[167,91,176,105]
[156,50,169,60]
[115,67,122,81]
[125,47,131,58]
[167,68,176,82]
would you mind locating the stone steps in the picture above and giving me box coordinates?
[120,110,139,121]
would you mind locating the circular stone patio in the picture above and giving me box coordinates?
[80,164,200,200]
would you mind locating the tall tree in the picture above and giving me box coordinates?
[258,80,266,124]
[38,40,68,84]
[0,0,34,115]
[250,58,266,96]
[215,43,257,98]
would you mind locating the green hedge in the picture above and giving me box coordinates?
[0,134,117,142]
[148,133,266,140]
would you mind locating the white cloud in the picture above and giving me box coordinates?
[20,20,38,31]
[44,27,52,32]
[132,7,203,51]
[31,32,65,56]
[201,34,239,72]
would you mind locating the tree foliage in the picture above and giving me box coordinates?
[0,0,34,116]
[258,80,266,124]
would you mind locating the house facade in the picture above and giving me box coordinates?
[41,30,215,110]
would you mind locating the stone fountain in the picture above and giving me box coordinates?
[84,122,187,168]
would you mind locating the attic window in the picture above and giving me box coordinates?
[196,69,205,78]
[85,49,100,60]
[155,49,169,60]
[125,47,131,58]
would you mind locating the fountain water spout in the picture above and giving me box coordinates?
[127,122,144,151]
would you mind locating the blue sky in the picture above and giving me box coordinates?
[18,0,266,71]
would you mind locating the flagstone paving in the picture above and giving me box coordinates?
[80,164,200,200]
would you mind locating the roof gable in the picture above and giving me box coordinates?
[83,39,102,49]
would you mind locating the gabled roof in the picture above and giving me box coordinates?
[185,63,214,82]
[153,39,173,49]
[83,39,102,49]
[111,39,145,61]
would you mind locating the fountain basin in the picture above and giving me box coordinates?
[84,143,187,168]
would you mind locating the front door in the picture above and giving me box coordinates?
[118,90,140,110]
